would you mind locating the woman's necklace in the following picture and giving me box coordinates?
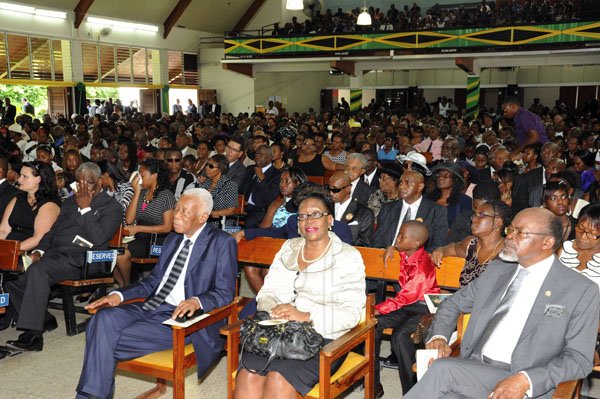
[300,237,332,264]
[476,238,504,265]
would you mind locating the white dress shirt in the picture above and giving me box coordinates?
[113,225,206,308]
[349,178,359,199]
[482,255,554,363]
[334,197,352,221]
[391,197,423,246]
[364,168,377,186]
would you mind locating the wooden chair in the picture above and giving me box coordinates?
[222,195,247,231]
[436,256,464,290]
[221,295,377,399]
[446,314,581,399]
[307,176,325,185]
[0,239,20,315]
[129,230,163,282]
[89,298,240,399]
[52,226,124,336]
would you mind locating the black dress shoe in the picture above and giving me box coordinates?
[374,382,384,399]
[381,353,398,369]
[43,316,58,332]
[7,331,43,351]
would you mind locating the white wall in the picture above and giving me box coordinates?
[200,48,255,114]
[254,71,330,113]
[522,87,560,109]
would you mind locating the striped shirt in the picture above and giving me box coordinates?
[198,176,238,211]
[134,189,176,226]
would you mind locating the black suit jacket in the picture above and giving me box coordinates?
[37,192,123,268]
[513,167,544,213]
[372,197,448,252]
[239,164,281,228]
[352,179,376,207]
[0,180,18,219]
[479,167,494,181]
[226,160,247,192]
[121,226,237,378]
[340,198,375,247]
[364,169,381,191]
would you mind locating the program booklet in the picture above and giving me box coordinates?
[424,293,453,314]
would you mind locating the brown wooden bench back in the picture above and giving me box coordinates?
[0,239,20,271]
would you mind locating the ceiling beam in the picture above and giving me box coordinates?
[330,61,355,76]
[163,0,192,39]
[231,0,266,35]
[74,0,94,29]
[222,63,254,78]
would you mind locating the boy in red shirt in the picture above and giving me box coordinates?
[373,221,440,398]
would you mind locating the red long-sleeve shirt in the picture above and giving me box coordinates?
[375,247,440,315]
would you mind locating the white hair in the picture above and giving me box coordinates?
[181,187,213,215]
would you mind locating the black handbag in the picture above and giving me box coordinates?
[240,311,324,373]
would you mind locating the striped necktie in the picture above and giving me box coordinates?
[143,239,192,311]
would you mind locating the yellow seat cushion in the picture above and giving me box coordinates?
[305,352,365,397]
[126,344,195,368]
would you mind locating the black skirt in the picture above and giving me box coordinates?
[239,339,347,396]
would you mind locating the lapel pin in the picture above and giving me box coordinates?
[544,291,552,297]
[345,213,353,221]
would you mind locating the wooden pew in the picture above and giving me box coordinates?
[0,239,20,315]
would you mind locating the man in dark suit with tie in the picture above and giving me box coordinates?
[373,170,448,254]
[238,145,282,228]
[205,98,221,118]
[2,163,123,350]
[406,208,600,399]
[345,153,376,206]
[0,155,18,217]
[362,149,380,190]
[328,172,374,247]
[225,136,247,190]
[76,188,237,399]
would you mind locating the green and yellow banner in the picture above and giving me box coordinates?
[350,90,362,113]
[466,75,480,118]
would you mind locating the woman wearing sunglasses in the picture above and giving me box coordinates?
[196,154,238,226]
[235,189,365,399]
[431,199,511,286]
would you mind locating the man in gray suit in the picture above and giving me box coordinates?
[225,136,246,190]
[406,207,600,399]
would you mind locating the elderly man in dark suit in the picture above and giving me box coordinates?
[328,172,374,247]
[76,188,237,399]
[373,170,448,254]
[406,208,600,399]
[2,163,123,351]
[345,152,376,206]
[239,145,281,228]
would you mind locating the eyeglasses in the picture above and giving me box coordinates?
[207,163,217,169]
[575,224,600,240]
[472,211,495,219]
[166,158,181,163]
[505,226,550,239]
[327,185,349,193]
[226,145,241,152]
[298,211,330,221]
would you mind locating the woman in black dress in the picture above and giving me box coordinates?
[0,161,60,252]
[293,136,325,177]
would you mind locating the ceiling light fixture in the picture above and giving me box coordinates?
[35,9,67,19]
[286,0,303,11]
[0,2,34,14]
[357,0,371,26]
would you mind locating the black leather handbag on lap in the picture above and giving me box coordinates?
[240,311,324,373]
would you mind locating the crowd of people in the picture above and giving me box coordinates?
[265,0,582,36]
[0,88,598,398]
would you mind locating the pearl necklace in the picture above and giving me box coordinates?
[300,237,332,264]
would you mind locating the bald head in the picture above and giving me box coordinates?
[500,208,562,266]
[329,172,351,186]
[403,221,429,245]
[403,170,424,184]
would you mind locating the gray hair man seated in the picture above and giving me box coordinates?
[406,207,600,399]
[76,188,238,399]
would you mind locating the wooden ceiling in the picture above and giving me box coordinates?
[16,0,257,36]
